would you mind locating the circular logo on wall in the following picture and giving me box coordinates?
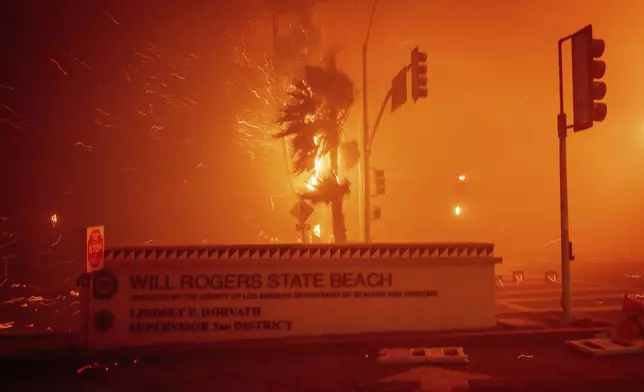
[92,310,115,333]
[93,268,119,301]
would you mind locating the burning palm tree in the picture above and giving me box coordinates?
[275,57,355,243]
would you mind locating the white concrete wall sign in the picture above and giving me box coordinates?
[88,244,501,351]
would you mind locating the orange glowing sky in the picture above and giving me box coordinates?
[2,0,643,265]
[303,0,644,261]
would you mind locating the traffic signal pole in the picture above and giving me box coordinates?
[556,25,607,324]
[362,42,371,244]
[362,0,378,244]
[360,1,425,243]
[557,38,573,323]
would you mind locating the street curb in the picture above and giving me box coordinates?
[277,326,606,350]
[469,376,644,392]
[0,326,606,363]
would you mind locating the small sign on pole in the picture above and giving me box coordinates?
[290,200,314,223]
[86,226,105,273]
[290,200,314,244]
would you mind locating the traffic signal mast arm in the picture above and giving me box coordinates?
[370,62,414,150]
[369,88,394,151]
[369,46,428,150]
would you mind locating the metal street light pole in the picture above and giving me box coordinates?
[362,0,378,244]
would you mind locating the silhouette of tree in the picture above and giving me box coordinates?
[275,57,355,243]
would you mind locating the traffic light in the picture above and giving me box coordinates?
[410,46,428,101]
[571,24,607,132]
[373,169,385,195]
[371,206,381,220]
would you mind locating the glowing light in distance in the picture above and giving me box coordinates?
[454,205,462,216]
[458,174,466,182]
[50,214,58,228]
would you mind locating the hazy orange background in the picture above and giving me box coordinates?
[1,0,643,267]
[307,0,644,263]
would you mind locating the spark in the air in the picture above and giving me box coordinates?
[0,119,21,129]
[228,9,329,243]
[105,11,120,25]
[49,234,62,252]
[93,120,114,127]
[75,142,93,152]
[2,104,21,118]
[49,58,68,76]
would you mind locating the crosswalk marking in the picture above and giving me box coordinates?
[500,305,623,314]
[494,275,627,316]
[496,287,623,297]
[504,294,622,302]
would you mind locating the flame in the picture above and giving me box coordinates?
[302,131,343,242]
[454,205,462,216]
[0,321,15,330]
[303,136,327,241]
[50,214,57,228]
[305,135,329,191]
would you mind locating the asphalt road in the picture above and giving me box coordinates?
[495,259,644,325]
[2,330,644,392]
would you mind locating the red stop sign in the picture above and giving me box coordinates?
[87,229,104,268]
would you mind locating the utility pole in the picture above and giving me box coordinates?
[557,24,607,323]
[272,7,298,197]
[362,0,378,244]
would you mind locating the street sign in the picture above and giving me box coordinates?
[290,200,314,223]
[86,226,105,273]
